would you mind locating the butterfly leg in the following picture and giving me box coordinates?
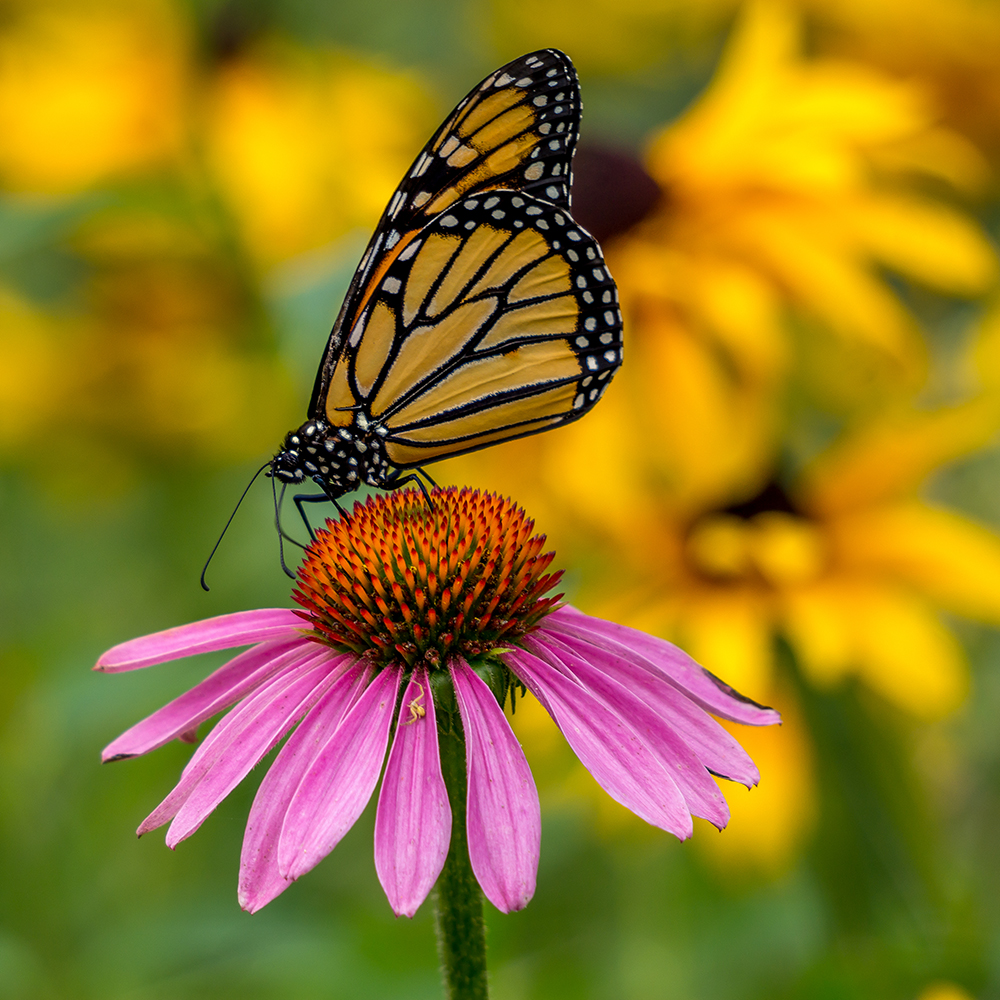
[383,469,436,508]
[292,492,332,542]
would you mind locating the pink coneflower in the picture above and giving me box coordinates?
[97,488,779,919]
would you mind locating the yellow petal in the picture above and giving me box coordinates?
[781,579,858,687]
[799,399,1000,515]
[678,586,776,700]
[852,194,998,295]
[783,578,968,717]
[830,502,1000,623]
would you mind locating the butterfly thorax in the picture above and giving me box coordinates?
[271,415,391,501]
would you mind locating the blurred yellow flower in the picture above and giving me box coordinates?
[204,42,435,267]
[611,0,996,395]
[802,0,1000,161]
[0,0,186,192]
[916,983,977,1000]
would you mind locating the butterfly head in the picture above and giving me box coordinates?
[270,419,345,496]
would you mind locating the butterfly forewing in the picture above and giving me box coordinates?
[308,49,581,415]
[320,190,622,467]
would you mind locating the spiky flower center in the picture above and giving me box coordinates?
[293,487,563,670]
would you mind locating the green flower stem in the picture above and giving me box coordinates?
[434,691,489,1000]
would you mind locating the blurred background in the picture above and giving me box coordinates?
[3,0,1000,997]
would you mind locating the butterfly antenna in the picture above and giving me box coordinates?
[200,461,271,591]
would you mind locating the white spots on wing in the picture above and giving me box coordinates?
[412,152,431,177]
[413,191,431,208]
[599,332,613,345]
[584,317,596,332]
[465,220,477,230]
[484,196,500,209]
[533,95,548,107]
[515,77,532,87]
[439,135,460,158]
[575,336,588,348]
[567,249,579,262]
[567,231,580,241]
[388,190,406,216]
[539,123,551,135]
[524,162,544,181]
[492,210,506,220]
[382,276,401,294]
[546,185,559,200]
[511,196,525,207]
[573,393,584,410]
[385,230,400,249]
[495,72,514,87]
[535,218,549,229]
[464,199,480,209]
[525,205,542,216]
[348,310,368,347]
[604,310,616,325]
[440,215,459,228]
[398,238,422,261]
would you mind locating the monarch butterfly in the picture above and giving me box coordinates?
[270,49,622,505]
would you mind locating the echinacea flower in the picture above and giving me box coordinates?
[97,488,779,917]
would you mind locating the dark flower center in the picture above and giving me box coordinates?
[293,487,564,669]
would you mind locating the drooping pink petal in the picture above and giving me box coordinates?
[277,667,401,883]
[165,653,354,848]
[239,662,368,912]
[95,609,306,673]
[524,635,729,828]
[534,629,760,787]
[374,668,452,918]
[450,660,540,914]
[545,606,781,726]
[505,645,695,839]
[101,635,309,762]
[136,645,331,837]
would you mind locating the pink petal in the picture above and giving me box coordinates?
[504,645,694,839]
[239,662,368,912]
[524,635,729,828]
[545,606,781,726]
[101,635,309,762]
[136,645,330,837]
[277,667,401,883]
[536,629,760,787]
[374,668,452,918]
[165,653,353,847]
[450,661,540,914]
[95,609,306,673]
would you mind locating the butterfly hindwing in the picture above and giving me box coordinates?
[308,49,581,415]
[319,190,622,467]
